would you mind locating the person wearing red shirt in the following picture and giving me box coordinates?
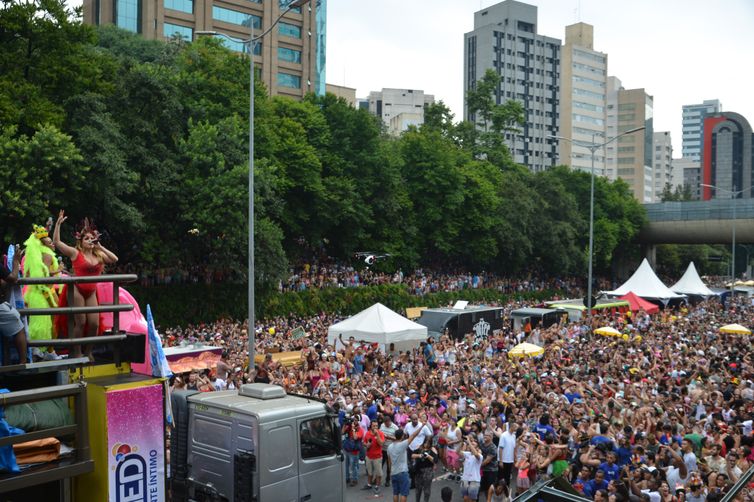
[363,420,385,495]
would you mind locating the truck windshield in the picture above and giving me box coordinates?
[300,417,338,459]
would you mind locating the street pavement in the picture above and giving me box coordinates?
[344,471,461,502]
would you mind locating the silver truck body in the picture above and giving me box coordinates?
[185,384,344,502]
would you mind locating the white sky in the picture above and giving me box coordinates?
[326,0,754,155]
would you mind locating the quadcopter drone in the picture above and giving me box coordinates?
[353,252,392,266]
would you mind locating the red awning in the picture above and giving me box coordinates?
[619,291,659,314]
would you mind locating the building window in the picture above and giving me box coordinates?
[278,46,301,63]
[573,101,604,113]
[572,62,605,75]
[573,88,604,101]
[163,22,193,40]
[279,22,302,38]
[278,72,301,88]
[212,6,261,28]
[573,49,606,64]
[617,168,635,175]
[279,0,301,12]
[115,0,140,32]
[572,75,605,88]
[573,113,604,126]
[217,36,262,55]
[618,157,635,164]
[164,0,192,13]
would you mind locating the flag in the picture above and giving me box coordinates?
[290,327,307,340]
[146,305,173,426]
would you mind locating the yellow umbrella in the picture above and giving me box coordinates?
[508,342,544,358]
[594,326,622,337]
[719,324,751,335]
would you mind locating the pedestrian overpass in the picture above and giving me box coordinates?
[638,198,754,244]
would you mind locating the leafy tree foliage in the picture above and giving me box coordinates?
[0,13,653,301]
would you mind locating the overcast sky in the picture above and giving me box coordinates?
[326,0,754,155]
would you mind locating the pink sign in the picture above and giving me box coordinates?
[106,384,166,502]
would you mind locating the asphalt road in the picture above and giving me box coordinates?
[344,471,468,502]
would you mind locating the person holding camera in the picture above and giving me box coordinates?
[343,415,365,487]
[411,436,437,502]
[459,435,483,502]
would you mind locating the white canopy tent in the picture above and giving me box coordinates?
[604,258,684,301]
[671,262,717,297]
[327,303,428,353]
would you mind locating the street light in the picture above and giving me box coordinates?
[700,183,754,297]
[196,0,311,370]
[548,126,645,316]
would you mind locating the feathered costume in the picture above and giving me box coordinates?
[22,225,59,347]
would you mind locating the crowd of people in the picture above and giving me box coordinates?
[163,292,754,502]
[280,262,596,297]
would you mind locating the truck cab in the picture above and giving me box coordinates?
[172,383,344,502]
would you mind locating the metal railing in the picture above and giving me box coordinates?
[0,382,92,493]
[17,274,137,346]
[0,274,140,493]
[644,198,754,222]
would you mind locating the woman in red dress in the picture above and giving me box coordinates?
[52,210,118,358]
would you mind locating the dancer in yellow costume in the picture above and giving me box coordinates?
[23,224,61,359]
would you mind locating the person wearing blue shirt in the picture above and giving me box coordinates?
[534,414,555,440]
[405,391,419,407]
[597,452,621,482]
[366,396,378,422]
[353,350,365,375]
[615,437,633,466]
[422,341,436,369]
[583,469,608,499]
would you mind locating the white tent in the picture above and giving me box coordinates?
[671,262,716,297]
[604,258,684,300]
[327,303,428,353]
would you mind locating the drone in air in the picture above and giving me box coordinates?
[353,252,392,266]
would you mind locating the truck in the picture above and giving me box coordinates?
[171,383,345,502]
[415,305,505,340]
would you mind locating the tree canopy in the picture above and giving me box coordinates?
[0,3,650,293]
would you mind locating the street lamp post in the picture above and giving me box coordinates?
[700,183,754,297]
[196,0,311,371]
[548,126,645,317]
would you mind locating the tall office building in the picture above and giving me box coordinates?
[702,111,753,200]
[606,78,654,202]
[559,23,608,175]
[652,131,672,200]
[463,0,561,171]
[83,0,326,99]
[673,157,701,200]
[682,99,722,161]
[367,89,435,136]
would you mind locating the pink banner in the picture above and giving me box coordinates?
[106,384,166,502]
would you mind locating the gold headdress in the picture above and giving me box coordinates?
[33,224,48,240]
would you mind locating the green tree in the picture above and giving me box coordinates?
[0,0,105,134]
[0,125,85,242]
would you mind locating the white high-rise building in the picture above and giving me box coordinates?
[681,99,722,161]
[652,131,673,200]
[367,88,434,136]
[559,23,608,175]
[463,0,561,171]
